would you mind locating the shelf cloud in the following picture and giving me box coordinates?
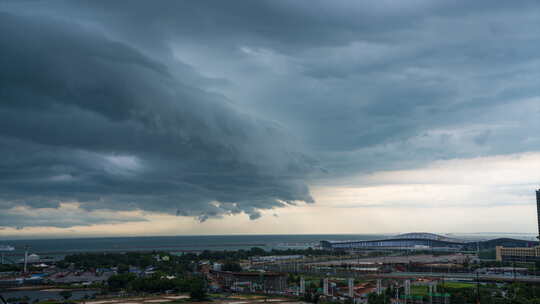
[1,1,540,229]
[0,11,315,227]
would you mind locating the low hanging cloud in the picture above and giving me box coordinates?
[0,12,315,227]
[0,203,148,228]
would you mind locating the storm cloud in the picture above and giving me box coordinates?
[1,0,540,228]
[0,10,315,227]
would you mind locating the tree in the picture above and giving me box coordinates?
[107,273,136,291]
[222,261,242,272]
[189,278,207,301]
[59,290,72,301]
[249,247,266,256]
[129,274,179,293]
[367,292,391,304]
[367,293,383,304]
[117,264,129,274]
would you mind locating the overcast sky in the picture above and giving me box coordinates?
[1,0,540,238]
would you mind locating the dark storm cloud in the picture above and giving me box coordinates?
[0,11,314,227]
[2,0,540,227]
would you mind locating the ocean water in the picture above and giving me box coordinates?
[2,232,536,260]
[1,234,386,259]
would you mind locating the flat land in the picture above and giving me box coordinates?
[441,282,475,288]
[410,282,474,297]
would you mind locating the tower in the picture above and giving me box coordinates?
[404,279,411,296]
[323,278,329,296]
[23,245,28,273]
[537,189,540,241]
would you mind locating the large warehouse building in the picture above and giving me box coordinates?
[321,232,467,251]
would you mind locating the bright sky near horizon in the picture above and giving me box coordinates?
[1,1,540,238]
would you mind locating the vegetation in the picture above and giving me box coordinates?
[106,272,206,295]
[365,282,540,304]
[410,285,428,296]
[107,273,137,291]
[188,278,207,301]
[59,290,72,301]
[221,261,242,272]
[367,286,394,304]
[478,249,496,259]
[0,264,20,272]
[442,282,475,289]
[59,247,337,273]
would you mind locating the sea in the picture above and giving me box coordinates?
[1,232,537,260]
[1,234,384,260]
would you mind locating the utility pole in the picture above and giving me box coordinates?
[403,279,410,304]
[429,283,433,304]
[513,261,516,282]
[476,272,481,304]
[23,245,29,273]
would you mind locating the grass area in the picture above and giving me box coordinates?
[442,282,475,289]
[411,282,474,296]
[411,285,428,296]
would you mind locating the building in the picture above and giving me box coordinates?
[496,246,540,263]
[475,267,528,275]
[537,188,540,241]
[250,255,304,263]
[495,188,540,263]
[321,233,467,251]
[210,270,287,292]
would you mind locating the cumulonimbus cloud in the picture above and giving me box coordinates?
[0,12,315,227]
[2,0,540,229]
